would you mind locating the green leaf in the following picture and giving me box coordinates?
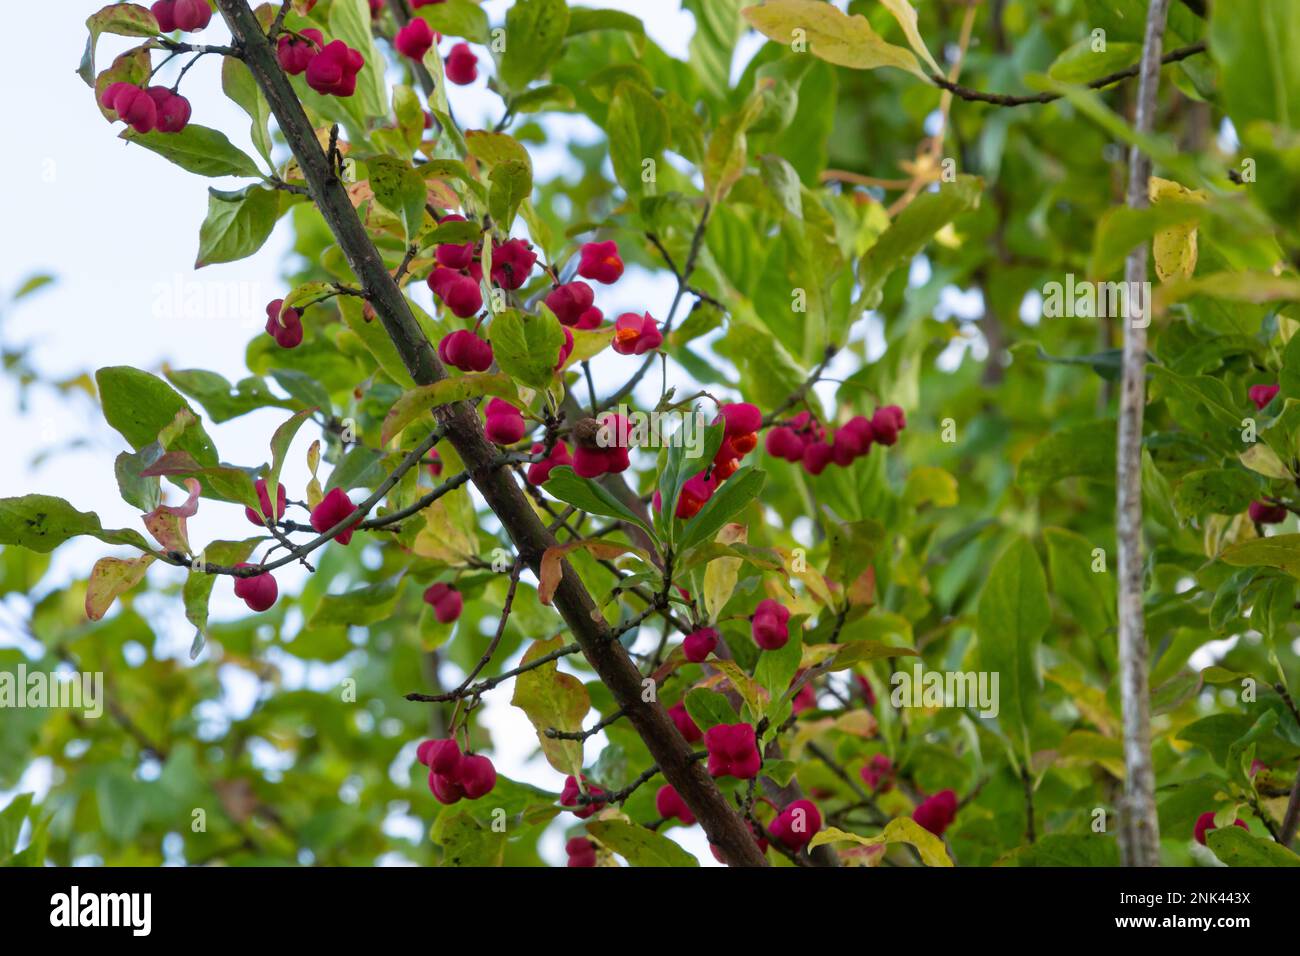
[1177,714,1255,764]
[544,467,655,538]
[0,793,33,858]
[434,811,507,866]
[1001,834,1121,867]
[368,155,427,241]
[606,81,669,196]
[488,160,533,230]
[657,423,725,542]
[977,536,1049,759]
[0,495,151,553]
[1048,39,1143,84]
[184,538,259,658]
[196,185,280,268]
[760,154,803,219]
[80,3,158,87]
[96,366,218,467]
[683,688,739,731]
[677,466,766,551]
[309,582,401,627]
[755,628,803,704]
[566,9,645,45]
[856,175,982,309]
[499,0,571,93]
[1090,202,1204,278]
[1044,527,1114,639]
[382,373,519,445]
[417,218,483,250]
[1206,825,1300,866]
[511,636,590,778]
[138,452,260,508]
[488,307,565,390]
[13,274,55,300]
[464,130,533,170]
[415,0,491,43]
[123,125,262,178]
[221,56,274,166]
[1221,534,1300,578]
[1209,0,1300,131]
[165,368,292,423]
[1017,420,1116,493]
[268,409,316,507]
[1172,468,1260,521]
[585,819,698,867]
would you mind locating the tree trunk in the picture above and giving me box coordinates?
[214,0,767,867]
[1115,0,1171,867]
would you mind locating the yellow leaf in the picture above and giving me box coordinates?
[85,554,155,621]
[411,496,476,565]
[743,1,927,79]
[511,636,591,778]
[879,0,943,75]
[703,524,747,622]
[1240,442,1293,480]
[709,659,770,719]
[1148,176,1206,282]
[810,818,953,866]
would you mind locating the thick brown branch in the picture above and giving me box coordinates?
[215,0,766,867]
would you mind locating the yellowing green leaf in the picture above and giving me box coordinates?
[1148,176,1206,282]
[810,818,953,866]
[511,636,591,777]
[742,0,927,79]
[85,553,154,621]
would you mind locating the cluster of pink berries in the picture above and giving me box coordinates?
[100,83,192,135]
[751,597,792,651]
[526,441,573,485]
[770,798,822,851]
[1249,383,1279,409]
[859,754,894,792]
[704,723,761,779]
[393,19,478,85]
[264,299,304,349]
[655,784,695,826]
[669,702,701,742]
[309,487,359,543]
[233,564,278,612]
[570,412,632,479]
[544,241,635,345]
[682,626,719,663]
[566,836,598,867]
[422,583,463,623]
[912,789,958,837]
[152,0,211,32]
[276,29,365,97]
[767,405,906,476]
[417,737,497,804]
[228,486,361,614]
[483,399,526,445]
[560,774,606,818]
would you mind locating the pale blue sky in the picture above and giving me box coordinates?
[0,0,765,868]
